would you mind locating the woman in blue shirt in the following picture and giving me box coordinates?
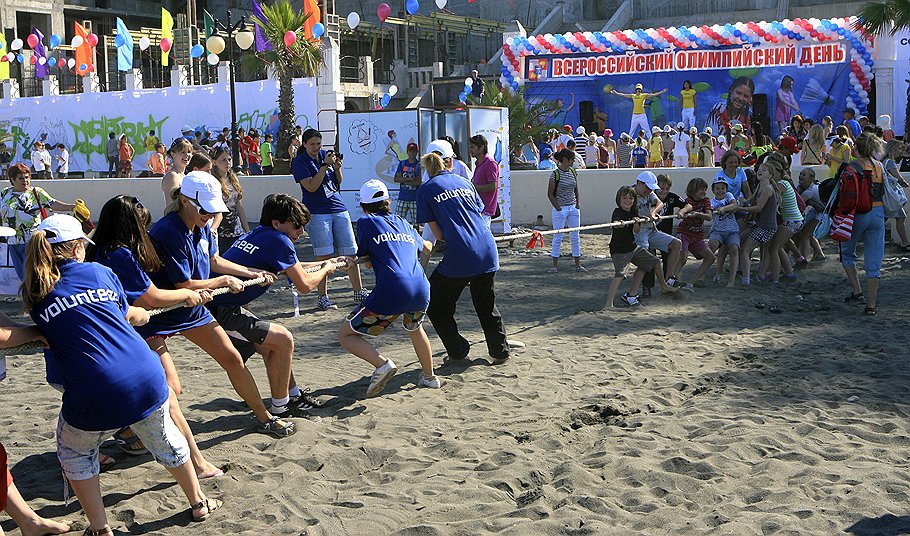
[89,195,224,478]
[337,180,439,398]
[144,171,295,438]
[416,141,511,365]
[22,214,220,535]
[291,128,367,310]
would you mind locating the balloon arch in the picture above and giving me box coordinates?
[500,17,874,116]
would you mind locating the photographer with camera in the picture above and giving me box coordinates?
[291,128,368,310]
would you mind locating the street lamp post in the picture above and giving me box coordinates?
[211,11,254,171]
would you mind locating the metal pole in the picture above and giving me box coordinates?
[227,10,240,171]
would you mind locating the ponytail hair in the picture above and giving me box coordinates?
[422,153,447,177]
[164,187,183,215]
[22,231,78,311]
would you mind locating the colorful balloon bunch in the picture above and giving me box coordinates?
[499,16,873,114]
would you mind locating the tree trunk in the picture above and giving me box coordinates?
[277,71,295,162]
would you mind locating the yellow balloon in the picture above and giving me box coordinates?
[235,31,254,51]
[206,35,225,55]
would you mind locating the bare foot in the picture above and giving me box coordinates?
[19,516,71,536]
[726,281,735,288]
[195,461,224,480]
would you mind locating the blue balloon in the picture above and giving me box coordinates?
[17,54,24,63]
[312,22,325,38]
[47,55,55,64]
[464,84,472,95]
[115,35,125,47]
[0,42,4,51]
[79,63,87,71]
[380,93,391,107]
[406,0,419,15]
[458,91,466,102]
[50,34,61,48]
[190,44,205,58]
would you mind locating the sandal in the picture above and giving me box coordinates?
[864,306,877,315]
[256,416,297,437]
[290,388,325,408]
[113,427,148,456]
[100,453,116,471]
[844,292,865,303]
[83,526,113,536]
[191,498,223,522]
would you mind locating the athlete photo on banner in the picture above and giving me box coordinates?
[525,42,854,140]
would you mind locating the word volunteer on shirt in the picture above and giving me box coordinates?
[38,288,121,321]
[373,231,417,245]
[433,186,476,204]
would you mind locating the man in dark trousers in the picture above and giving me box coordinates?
[471,70,485,100]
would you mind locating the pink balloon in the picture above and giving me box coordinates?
[27,34,39,48]
[160,38,172,52]
[284,31,297,47]
[86,33,98,47]
[29,55,37,65]
[377,3,391,22]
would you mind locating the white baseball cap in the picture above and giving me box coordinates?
[37,214,94,245]
[359,179,389,203]
[651,125,661,133]
[576,125,586,134]
[677,122,684,129]
[426,139,454,159]
[181,171,229,214]
[636,171,659,190]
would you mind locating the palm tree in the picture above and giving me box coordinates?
[857,0,910,34]
[467,81,563,154]
[248,0,324,169]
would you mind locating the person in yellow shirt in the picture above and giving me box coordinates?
[143,130,160,154]
[609,83,667,139]
[648,126,664,167]
[825,136,853,178]
[678,80,698,131]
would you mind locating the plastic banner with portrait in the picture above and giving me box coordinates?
[525,42,854,141]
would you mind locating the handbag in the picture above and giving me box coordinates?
[829,211,855,242]
[883,177,907,216]
[814,179,841,240]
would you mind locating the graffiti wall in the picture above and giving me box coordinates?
[0,78,318,173]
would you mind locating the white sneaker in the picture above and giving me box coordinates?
[417,372,441,389]
[575,265,588,273]
[546,267,559,273]
[317,295,337,310]
[366,360,397,398]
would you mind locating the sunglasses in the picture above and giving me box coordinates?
[188,197,213,216]
[117,195,144,208]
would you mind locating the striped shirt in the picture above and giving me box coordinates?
[550,168,578,207]
[616,144,633,168]
[574,135,588,158]
[778,180,803,222]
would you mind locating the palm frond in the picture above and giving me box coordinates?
[890,0,910,32]
[467,82,562,152]
[857,0,893,34]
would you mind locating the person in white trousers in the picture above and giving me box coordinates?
[546,149,585,273]
[609,83,667,140]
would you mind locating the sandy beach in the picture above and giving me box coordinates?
[2,231,910,535]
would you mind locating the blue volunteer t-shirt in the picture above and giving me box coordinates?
[416,170,499,278]
[396,159,419,202]
[356,212,429,315]
[212,225,299,306]
[93,246,152,304]
[291,149,347,214]
[30,260,169,431]
[141,211,215,337]
[632,147,648,167]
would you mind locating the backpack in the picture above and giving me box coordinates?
[835,161,874,215]
[551,167,578,185]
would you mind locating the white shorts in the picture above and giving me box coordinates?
[673,152,689,167]
[422,222,437,246]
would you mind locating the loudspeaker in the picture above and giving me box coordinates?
[583,121,599,135]
[752,93,768,118]
[579,100,594,123]
[753,114,771,138]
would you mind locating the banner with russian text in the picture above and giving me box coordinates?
[525,41,854,139]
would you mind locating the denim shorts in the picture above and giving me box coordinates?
[306,211,357,256]
[709,230,740,246]
[56,400,189,481]
[782,220,804,234]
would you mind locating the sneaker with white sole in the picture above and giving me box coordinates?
[575,265,588,273]
[665,277,679,287]
[621,293,642,307]
[354,288,371,304]
[316,295,337,310]
[546,267,559,273]
[366,360,398,398]
[417,372,441,389]
[682,283,695,293]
